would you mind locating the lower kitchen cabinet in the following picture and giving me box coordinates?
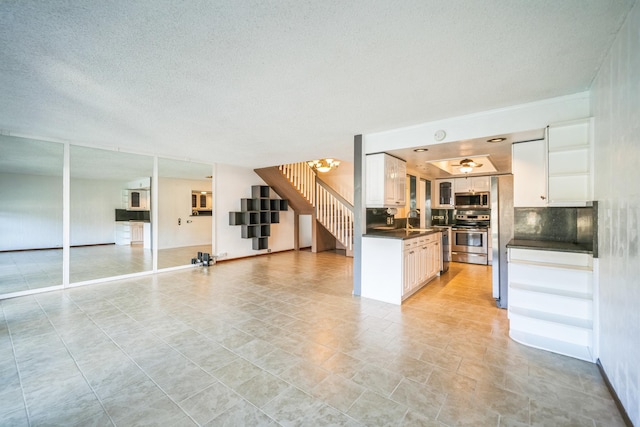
[130,222,144,244]
[507,247,594,361]
[362,232,441,305]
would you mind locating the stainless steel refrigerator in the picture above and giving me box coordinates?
[491,175,513,309]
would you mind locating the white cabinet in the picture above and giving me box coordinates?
[454,176,490,193]
[128,177,151,189]
[366,153,406,207]
[403,239,419,296]
[512,118,593,208]
[512,139,547,207]
[427,239,441,278]
[127,176,151,211]
[547,118,593,206]
[115,222,131,245]
[432,179,454,208]
[130,222,144,244]
[362,232,442,305]
[402,233,441,298]
[128,190,149,210]
[508,248,594,361]
[425,235,441,286]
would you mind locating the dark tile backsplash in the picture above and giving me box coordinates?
[365,207,434,231]
[431,209,454,226]
[514,205,597,253]
[366,208,394,231]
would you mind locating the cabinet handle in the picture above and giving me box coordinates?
[409,251,414,254]
[540,195,546,200]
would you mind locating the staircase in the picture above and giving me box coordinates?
[254,163,354,256]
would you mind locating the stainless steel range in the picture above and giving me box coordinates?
[452,210,490,265]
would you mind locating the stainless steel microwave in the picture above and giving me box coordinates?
[454,192,489,209]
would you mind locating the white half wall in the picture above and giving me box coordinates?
[214,163,294,260]
[591,2,640,425]
[0,173,63,251]
[364,92,591,153]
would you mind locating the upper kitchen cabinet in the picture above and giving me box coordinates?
[512,118,593,208]
[128,177,151,189]
[547,118,593,206]
[433,179,454,209]
[512,139,547,207]
[454,176,490,193]
[366,153,406,207]
[128,189,149,210]
[127,176,151,210]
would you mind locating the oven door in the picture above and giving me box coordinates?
[452,229,488,254]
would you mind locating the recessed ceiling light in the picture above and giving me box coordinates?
[413,148,428,152]
[487,137,507,143]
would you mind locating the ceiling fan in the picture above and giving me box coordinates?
[452,158,483,173]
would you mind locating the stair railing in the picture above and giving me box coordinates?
[278,162,354,252]
[316,180,354,252]
[279,163,315,206]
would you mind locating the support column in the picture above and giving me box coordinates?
[353,134,364,296]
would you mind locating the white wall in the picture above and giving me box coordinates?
[214,163,294,259]
[158,177,212,249]
[70,178,124,245]
[364,92,591,153]
[591,2,640,424]
[0,174,125,249]
[299,214,312,248]
[318,161,354,204]
[0,173,63,250]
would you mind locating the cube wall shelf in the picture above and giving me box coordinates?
[229,185,288,250]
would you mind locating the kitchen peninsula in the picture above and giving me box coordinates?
[361,228,442,305]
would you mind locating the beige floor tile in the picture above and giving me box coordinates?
[234,370,290,408]
[203,399,276,426]
[311,373,365,413]
[0,253,627,426]
[351,363,404,396]
[212,357,262,388]
[347,389,408,426]
[390,378,446,419]
[261,386,324,425]
[278,360,330,393]
[179,381,243,425]
[437,394,501,426]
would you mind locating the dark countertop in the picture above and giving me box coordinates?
[507,239,593,254]
[364,228,442,240]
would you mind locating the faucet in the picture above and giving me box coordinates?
[405,208,419,231]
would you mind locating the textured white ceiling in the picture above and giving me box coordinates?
[0,0,635,168]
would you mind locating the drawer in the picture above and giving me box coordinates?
[509,248,592,269]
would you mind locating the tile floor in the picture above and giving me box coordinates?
[0,251,625,426]
[0,244,212,295]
